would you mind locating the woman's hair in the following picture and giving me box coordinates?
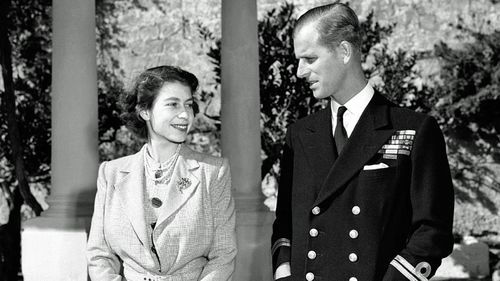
[120,65,199,140]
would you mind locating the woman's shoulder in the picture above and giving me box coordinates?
[99,149,143,174]
[182,145,227,169]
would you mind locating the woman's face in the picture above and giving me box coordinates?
[142,81,195,144]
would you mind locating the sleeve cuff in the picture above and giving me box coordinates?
[271,238,291,272]
[272,238,291,256]
[389,255,431,281]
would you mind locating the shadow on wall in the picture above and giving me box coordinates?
[77,188,96,235]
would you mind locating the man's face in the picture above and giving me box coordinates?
[294,23,347,101]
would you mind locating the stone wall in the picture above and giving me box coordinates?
[116,0,221,88]
[113,0,500,101]
[113,0,500,91]
[260,0,500,51]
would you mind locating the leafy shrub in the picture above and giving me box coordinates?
[432,25,500,238]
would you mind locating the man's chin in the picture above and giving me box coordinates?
[312,90,329,100]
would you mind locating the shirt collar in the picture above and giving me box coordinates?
[331,83,374,118]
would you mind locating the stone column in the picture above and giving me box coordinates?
[21,0,98,280]
[221,0,274,279]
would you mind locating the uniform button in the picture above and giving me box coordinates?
[307,250,317,260]
[349,229,359,239]
[311,206,321,215]
[306,272,315,281]
[349,277,358,281]
[351,206,361,215]
[349,253,358,262]
[309,228,319,237]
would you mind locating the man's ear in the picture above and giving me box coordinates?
[339,41,352,64]
[139,109,150,121]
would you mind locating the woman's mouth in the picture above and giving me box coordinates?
[171,124,188,131]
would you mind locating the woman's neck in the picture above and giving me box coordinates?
[147,139,180,163]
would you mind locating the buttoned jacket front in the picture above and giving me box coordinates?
[87,145,237,281]
[272,93,454,281]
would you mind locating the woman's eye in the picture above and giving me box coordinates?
[185,103,193,108]
[166,102,178,107]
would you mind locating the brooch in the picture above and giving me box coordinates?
[177,177,191,193]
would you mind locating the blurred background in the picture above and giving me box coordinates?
[0,0,499,280]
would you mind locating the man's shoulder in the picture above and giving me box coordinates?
[290,106,329,130]
[388,105,433,127]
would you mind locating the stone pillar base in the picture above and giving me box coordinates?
[234,197,274,280]
[21,194,94,281]
[21,216,91,281]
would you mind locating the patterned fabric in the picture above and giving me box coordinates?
[87,144,237,281]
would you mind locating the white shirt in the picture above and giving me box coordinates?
[331,83,374,138]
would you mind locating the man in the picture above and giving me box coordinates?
[271,3,454,281]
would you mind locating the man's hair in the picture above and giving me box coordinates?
[294,2,362,52]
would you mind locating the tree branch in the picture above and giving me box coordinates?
[0,0,43,216]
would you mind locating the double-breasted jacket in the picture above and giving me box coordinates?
[272,93,454,281]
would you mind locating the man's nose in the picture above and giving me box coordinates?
[296,61,308,78]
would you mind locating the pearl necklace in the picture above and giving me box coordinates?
[144,144,181,185]
[144,144,181,208]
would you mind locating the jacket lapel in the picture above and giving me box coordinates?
[298,104,337,186]
[313,93,396,206]
[115,146,149,246]
[156,145,200,227]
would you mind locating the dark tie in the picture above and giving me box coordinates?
[334,106,348,155]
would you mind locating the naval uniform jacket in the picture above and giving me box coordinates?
[271,93,454,281]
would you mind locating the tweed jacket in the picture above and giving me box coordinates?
[87,144,237,281]
[271,93,454,281]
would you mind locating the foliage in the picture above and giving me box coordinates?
[366,45,433,113]
[0,0,52,195]
[96,0,137,161]
[0,0,51,279]
[258,3,322,180]
[431,26,500,236]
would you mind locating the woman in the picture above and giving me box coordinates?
[87,66,237,281]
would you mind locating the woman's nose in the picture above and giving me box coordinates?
[177,110,188,119]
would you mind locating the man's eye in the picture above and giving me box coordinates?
[185,103,193,108]
[305,57,316,64]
